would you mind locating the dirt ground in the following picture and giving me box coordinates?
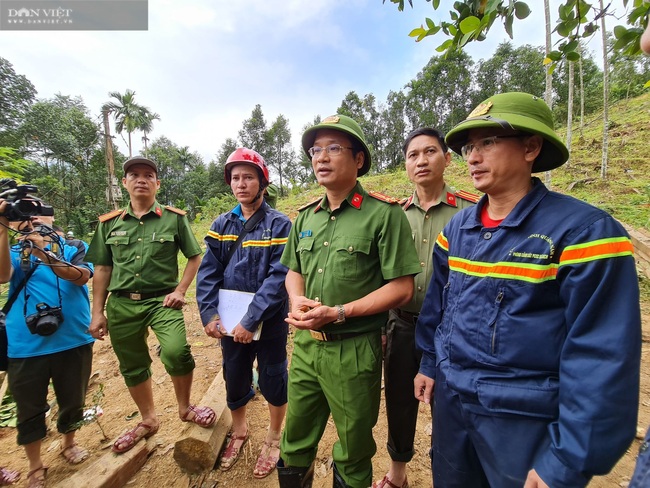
[0,297,648,488]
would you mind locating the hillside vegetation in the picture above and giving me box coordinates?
[273,93,650,232]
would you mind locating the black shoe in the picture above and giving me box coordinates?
[277,458,315,488]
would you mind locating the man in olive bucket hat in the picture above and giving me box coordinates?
[413,92,641,488]
[277,114,420,488]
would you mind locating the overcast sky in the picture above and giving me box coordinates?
[0,0,625,164]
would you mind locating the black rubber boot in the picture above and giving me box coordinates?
[277,458,315,488]
[332,463,350,488]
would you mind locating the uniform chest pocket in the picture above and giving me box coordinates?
[296,237,315,272]
[332,236,373,281]
[105,236,130,264]
[151,234,176,259]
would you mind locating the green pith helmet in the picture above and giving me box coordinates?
[445,92,569,173]
[302,114,372,176]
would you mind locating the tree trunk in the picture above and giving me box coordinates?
[544,0,553,185]
[599,0,610,179]
[103,109,119,209]
[579,43,585,134]
[566,60,574,166]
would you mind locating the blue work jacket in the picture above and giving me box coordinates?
[416,177,641,487]
[196,202,291,340]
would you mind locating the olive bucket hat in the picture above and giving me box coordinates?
[445,92,569,172]
[302,114,372,176]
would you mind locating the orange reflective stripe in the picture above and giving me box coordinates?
[449,257,558,283]
[206,231,237,242]
[560,237,634,266]
[436,232,449,252]
[243,237,288,248]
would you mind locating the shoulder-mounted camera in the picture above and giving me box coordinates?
[0,179,54,221]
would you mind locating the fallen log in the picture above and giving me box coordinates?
[52,437,157,488]
[173,374,231,473]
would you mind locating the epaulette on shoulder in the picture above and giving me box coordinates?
[368,191,399,204]
[98,209,123,223]
[455,189,481,204]
[298,198,321,212]
[165,205,187,216]
[400,196,412,209]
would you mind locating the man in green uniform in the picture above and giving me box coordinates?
[86,156,216,454]
[374,128,478,488]
[278,115,421,488]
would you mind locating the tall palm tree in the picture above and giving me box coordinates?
[103,89,146,157]
[140,110,161,156]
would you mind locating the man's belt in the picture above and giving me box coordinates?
[309,329,370,342]
[395,308,419,324]
[112,288,175,301]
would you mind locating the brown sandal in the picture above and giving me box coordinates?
[253,440,280,478]
[26,467,47,488]
[181,404,216,428]
[373,475,409,488]
[112,421,159,454]
[0,467,20,486]
[219,432,249,471]
[60,443,90,465]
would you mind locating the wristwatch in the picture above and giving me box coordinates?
[333,304,346,325]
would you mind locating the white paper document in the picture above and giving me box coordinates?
[217,289,263,340]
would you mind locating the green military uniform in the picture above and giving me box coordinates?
[86,201,202,386]
[384,184,478,463]
[280,182,421,488]
[402,185,479,313]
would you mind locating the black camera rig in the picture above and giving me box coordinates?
[0,179,54,221]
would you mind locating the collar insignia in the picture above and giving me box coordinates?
[351,193,363,209]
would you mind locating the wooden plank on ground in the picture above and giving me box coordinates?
[0,372,8,404]
[52,437,157,488]
[173,374,231,473]
[623,224,650,280]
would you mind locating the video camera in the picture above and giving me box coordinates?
[0,179,54,221]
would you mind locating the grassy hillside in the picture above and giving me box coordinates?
[275,92,650,232]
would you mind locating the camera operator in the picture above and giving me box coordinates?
[0,202,94,488]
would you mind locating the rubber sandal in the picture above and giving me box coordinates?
[26,466,47,488]
[112,421,159,454]
[0,467,20,486]
[219,432,249,471]
[373,475,409,488]
[253,440,280,478]
[181,404,216,428]
[60,443,90,465]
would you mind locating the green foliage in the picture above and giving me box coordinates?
[103,89,159,158]
[0,147,32,180]
[387,0,650,64]
[0,57,36,147]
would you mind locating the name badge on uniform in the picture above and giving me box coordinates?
[299,230,312,239]
[111,231,127,236]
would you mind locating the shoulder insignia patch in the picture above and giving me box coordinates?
[455,189,481,203]
[98,208,123,223]
[400,196,412,209]
[298,198,321,212]
[368,191,399,204]
[165,205,187,216]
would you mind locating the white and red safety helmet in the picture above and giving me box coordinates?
[224,148,269,187]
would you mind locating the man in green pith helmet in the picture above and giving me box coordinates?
[415,92,641,488]
[277,114,421,488]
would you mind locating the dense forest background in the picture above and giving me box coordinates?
[1,34,649,236]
